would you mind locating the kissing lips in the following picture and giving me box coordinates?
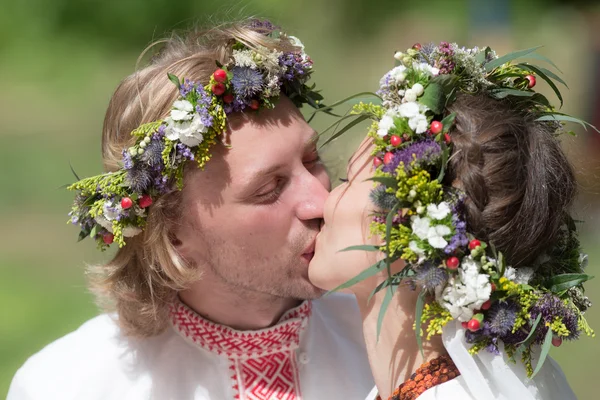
[301,240,316,262]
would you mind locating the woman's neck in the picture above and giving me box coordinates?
[354,283,446,399]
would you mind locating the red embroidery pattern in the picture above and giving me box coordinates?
[170,301,310,399]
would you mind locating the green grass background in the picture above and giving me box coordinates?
[2,0,600,398]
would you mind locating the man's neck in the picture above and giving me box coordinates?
[354,284,445,400]
[179,277,302,331]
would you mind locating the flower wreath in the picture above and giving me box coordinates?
[68,26,323,250]
[326,42,597,377]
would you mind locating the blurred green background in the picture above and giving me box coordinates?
[2,0,600,398]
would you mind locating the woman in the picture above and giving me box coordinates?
[309,43,594,400]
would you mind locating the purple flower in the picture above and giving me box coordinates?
[248,19,278,33]
[414,262,448,292]
[140,139,164,167]
[279,53,312,83]
[231,67,264,98]
[176,143,195,161]
[487,300,519,336]
[196,86,213,108]
[126,163,153,193]
[370,185,398,211]
[122,149,133,170]
[153,124,166,140]
[530,293,580,342]
[179,79,195,97]
[382,140,442,174]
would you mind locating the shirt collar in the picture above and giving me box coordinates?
[169,299,312,359]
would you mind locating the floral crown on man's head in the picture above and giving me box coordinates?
[68,25,323,250]
[327,42,597,377]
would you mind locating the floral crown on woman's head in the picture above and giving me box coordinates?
[326,42,597,377]
[68,27,323,250]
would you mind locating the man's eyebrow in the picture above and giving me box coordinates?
[245,164,283,184]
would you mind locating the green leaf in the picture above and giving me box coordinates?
[431,74,460,92]
[440,113,457,133]
[69,162,81,181]
[385,204,400,275]
[484,46,543,72]
[517,314,543,345]
[489,88,536,99]
[527,53,563,73]
[415,291,426,357]
[546,273,594,293]
[327,259,386,293]
[368,277,395,304]
[339,244,381,253]
[420,83,444,114]
[90,225,98,239]
[308,92,382,117]
[377,284,398,341]
[516,63,563,107]
[319,114,370,148]
[436,145,450,183]
[536,114,600,133]
[531,326,554,379]
[366,176,398,189]
[475,47,491,64]
[167,73,181,89]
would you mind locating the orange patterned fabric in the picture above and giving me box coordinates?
[378,355,460,400]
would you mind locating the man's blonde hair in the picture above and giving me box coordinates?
[91,19,297,338]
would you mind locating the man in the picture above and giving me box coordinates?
[7,19,374,399]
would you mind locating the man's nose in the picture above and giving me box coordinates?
[296,172,329,221]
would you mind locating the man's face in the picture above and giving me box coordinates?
[174,96,330,300]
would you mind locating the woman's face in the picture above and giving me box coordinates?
[308,136,383,292]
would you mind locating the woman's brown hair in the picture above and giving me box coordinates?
[446,93,576,267]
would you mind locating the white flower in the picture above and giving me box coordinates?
[232,49,258,69]
[412,83,424,96]
[94,215,141,237]
[102,201,121,221]
[409,240,425,256]
[427,225,451,248]
[411,216,431,240]
[394,51,405,61]
[377,113,396,137]
[170,100,194,121]
[388,65,407,83]
[398,101,420,118]
[409,114,428,134]
[437,256,492,321]
[413,62,440,76]
[165,114,207,147]
[505,266,534,284]
[427,202,451,220]
[403,89,417,103]
[288,35,305,51]
[397,89,405,97]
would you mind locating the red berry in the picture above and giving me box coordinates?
[383,152,394,165]
[213,69,228,83]
[138,195,153,209]
[446,256,460,270]
[120,197,133,209]
[211,83,226,96]
[223,93,234,104]
[491,283,497,292]
[390,135,402,147]
[552,337,563,347]
[525,74,536,88]
[373,157,383,168]
[461,321,469,329]
[249,99,260,110]
[102,233,114,245]
[430,121,443,134]
[444,133,451,144]
[469,239,481,250]
[467,319,481,332]
[412,43,422,50]
[481,300,492,310]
